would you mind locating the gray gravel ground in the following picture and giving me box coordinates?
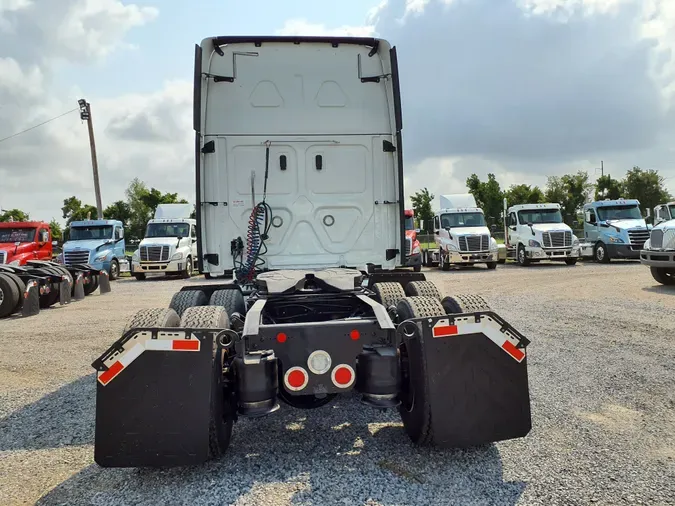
[1,261,674,505]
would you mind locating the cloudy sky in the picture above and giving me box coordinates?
[1,0,674,223]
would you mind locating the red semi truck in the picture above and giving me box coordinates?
[403,209,422,271]
[0,221,56,266]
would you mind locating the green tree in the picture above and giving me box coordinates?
[466,173,504,225]
[0,208,29,222]
[104,200,133,230]
[49,219,63,242]
[595,174,622,200]
[504,184,545,206]
[61,197,97,225]
[410,188,435,232]
[621,166,671,213]
[545,171,593,225]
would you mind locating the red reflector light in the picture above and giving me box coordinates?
[349,329,360,340]
[276,332,287,343]
[284,366,309,391]
[172,339,199,351]
[331,364,355,388]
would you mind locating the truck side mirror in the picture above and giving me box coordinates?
[52,240,58,247]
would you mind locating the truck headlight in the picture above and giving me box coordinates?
[55,253,64,264]
[608,236,624,244]
[490,238,498,251]
[446,243,458,252]
[528,240,541,248]
[171,251,184,260]
[412,245,420,255]
[643,239,651,250]
[8,260,21,266]
[132,250,140,261]
[94,251,110,261]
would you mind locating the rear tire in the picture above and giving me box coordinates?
[650,267,675,285]
[441,294,492,314]
[169,289,208,317]
[372,282,406,309]
[177,305,234,460]
[123,307,181,333]
[209,289,246,316]
[565,258,578,266]
[84,275,99,296]
[486,262,497,270]
[594,242,610,263]
[396,296,446,445]
[404,280,442,300]
[0,273,21,318]
[413,264,422,272]
[134,273,146,281]
[1,272,25,313]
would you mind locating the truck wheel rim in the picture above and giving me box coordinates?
[0,287,4,305]
[519,249,525,263]
[597,247,604,260]
[112,262,118,277]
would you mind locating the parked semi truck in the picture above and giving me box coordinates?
[504,200,580,266]
[58,219,128,279]
[0,220,56,266]
[91,35,532,469]
[640,216,675,285]
[421,193,499,270]
[403,209,422,272]
[578,198,650,263]
[131,204,198,280]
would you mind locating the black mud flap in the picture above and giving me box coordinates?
[399,311,531,447]
[92,328,216,468]
[98,271,111,294]
[22,280,40,317]
[59,279,71,305]
[73,273,85,300]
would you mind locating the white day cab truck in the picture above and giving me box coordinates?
[640,201,675,285]
[130,204,198,280]
[504,200,580,266]
[90,35,532,468]
[421,193,501,270]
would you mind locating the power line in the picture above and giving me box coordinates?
[0,108,79,144]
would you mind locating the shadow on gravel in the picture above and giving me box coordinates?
[642,285,675,294]
[36,394,526,505]
[0,374,95,452]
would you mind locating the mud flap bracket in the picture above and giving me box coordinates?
[92,328,217,467]
[398,311,532,447]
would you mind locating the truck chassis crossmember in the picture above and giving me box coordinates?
[92,270,532,468]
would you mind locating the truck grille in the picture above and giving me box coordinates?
[650,229,663,249]
[404,237,412,256]
[628,229,650,247]
[459,234,489,252]
[64,250,90,265]
[542,231,572,248]
[141,245,170,262]
[0,251,6,264]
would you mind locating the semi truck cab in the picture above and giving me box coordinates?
[403,209,422,271]
[59,219,127,279]
[579,198,650,262]
[0,221,56,266]
[131,204,198,280]
[640,217,675,285]
[504,201,580,266]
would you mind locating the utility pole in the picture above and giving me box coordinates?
[78,99,103,219]
[600,160,604,177]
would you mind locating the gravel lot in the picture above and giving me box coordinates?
[1,261,674,505]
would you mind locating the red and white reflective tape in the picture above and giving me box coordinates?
[432,316,526,362]
[97,335,200,386]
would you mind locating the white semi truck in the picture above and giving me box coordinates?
[421,193,500,270]
[91,35,532,469]
[640,201,675,285]
[504,200,580,266]
[130,203,198,280]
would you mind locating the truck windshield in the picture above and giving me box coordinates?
[70,226,113,241]
[145,223,190,238]
[517,209,563,224]
[404,216,414,231]
[669,205,675,220]
[597,205,642,221]
[440,212,486,228]
[0,228,35,243]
